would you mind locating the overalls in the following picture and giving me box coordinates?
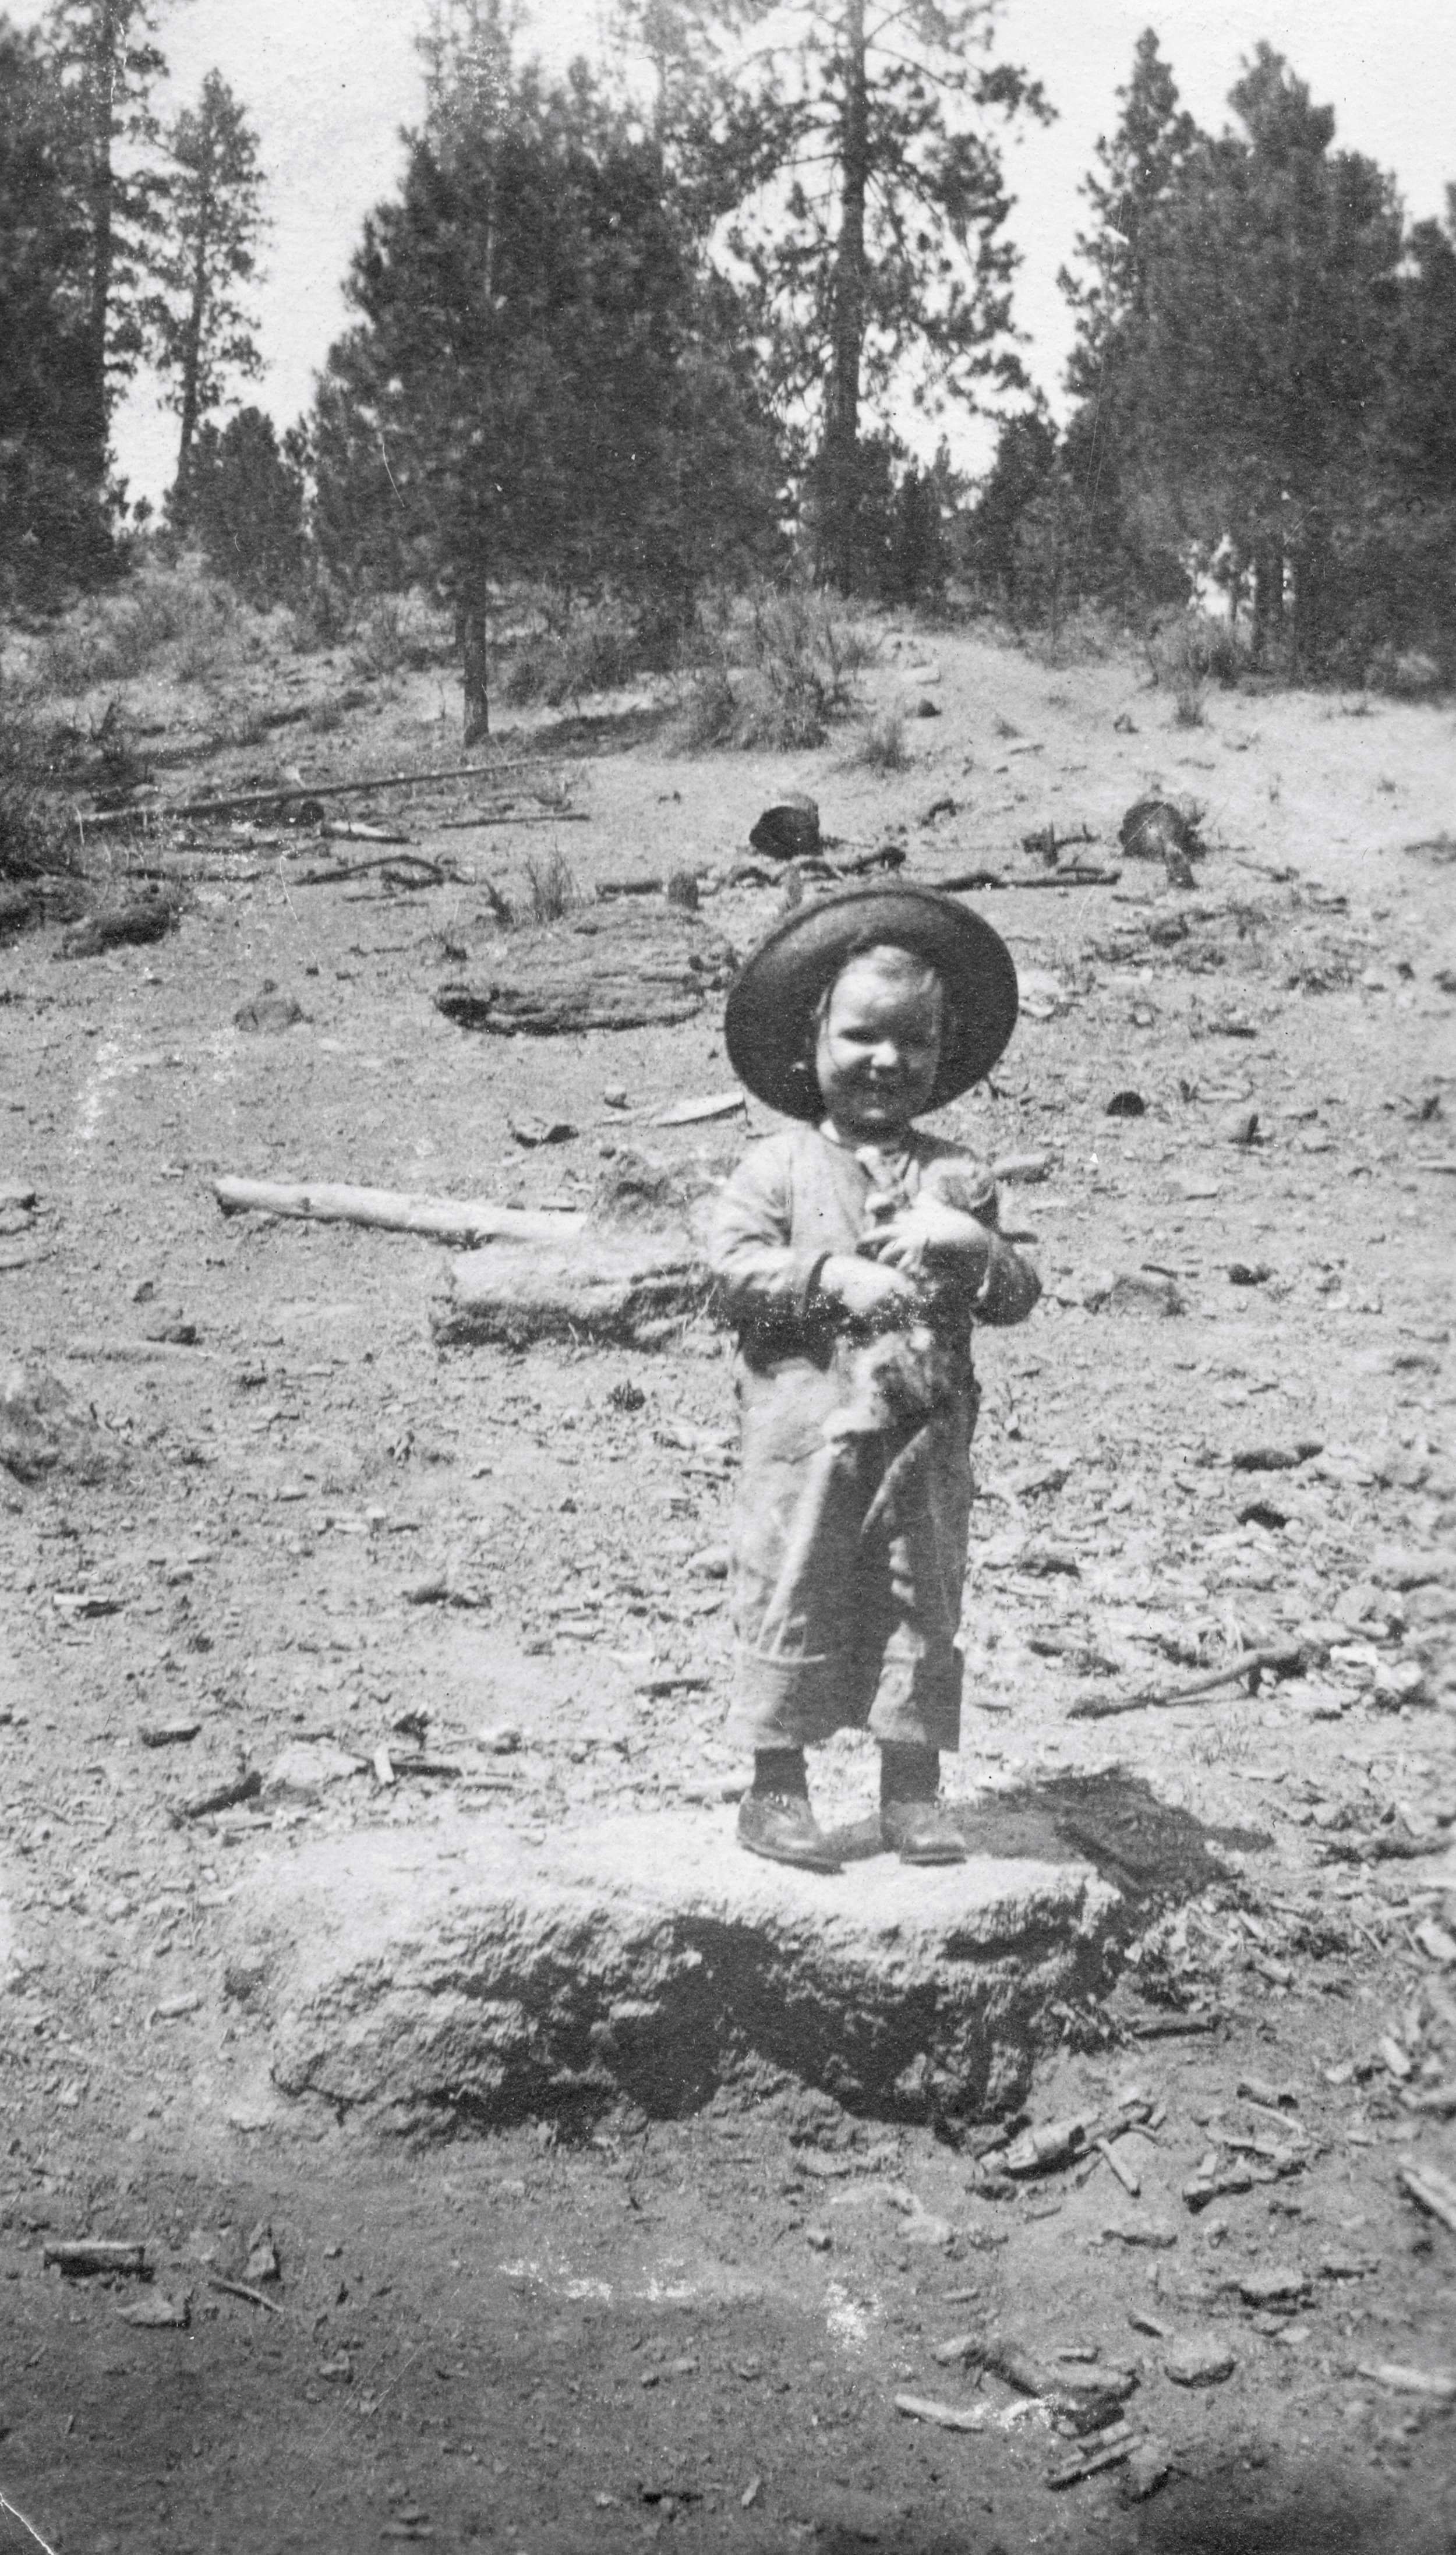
[706,1122,1033,1755]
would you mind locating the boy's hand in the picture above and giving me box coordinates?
[864,1199,993,1288]
[818,1253,918,1324]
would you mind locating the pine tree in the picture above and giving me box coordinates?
[186,406,303,605]
[43,0,171,487]
[0,16,114,599]
[1055,30,1201,614]
[705,0,1050,592]
[1061,29,1199,400]
[313,5,780,738]
[149,70,267,525]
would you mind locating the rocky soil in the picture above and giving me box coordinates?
[1,614,1454,2553]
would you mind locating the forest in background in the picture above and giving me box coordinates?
[2,0,1454,724]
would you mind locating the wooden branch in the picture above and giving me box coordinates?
[432,811,588,830]
[82,758,568,828]
[213,1176,587,1245]
[935,865,1122,892]
[1068,1642,1305,1721]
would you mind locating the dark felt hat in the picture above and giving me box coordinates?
[724,884,1019,1121]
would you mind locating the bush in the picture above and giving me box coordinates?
[522,849,579,920]
[37,566,252,694]
[499,597,659,706]
[288,565,354,653]
[846,709,909,771]
[1146,610,1248,691]
[0,712,77,881]
[668,585,875,752]
[350,591,452,680]
[1366,645,1447,699]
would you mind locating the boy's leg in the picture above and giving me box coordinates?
[727,1374,870,1872]
[864,1413,972,1863]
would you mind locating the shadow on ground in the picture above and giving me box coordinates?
[824,1766,1267,1904]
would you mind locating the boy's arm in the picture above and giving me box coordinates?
[868,1155,1041,1326]
[705,1141,828,1328]
[970,1228,1042,1327]
[928,1163,1042,1326]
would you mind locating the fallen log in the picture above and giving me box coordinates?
[214,1178,587,1245]
[933,865,1122,893]
[44,2240,149,2277]
[430,811,588,829]
[436,902,737,1036]
[1068,1642,1306,1720]
[80,757,566,827]
[295,852,446,888]
[436,1231,709,1351]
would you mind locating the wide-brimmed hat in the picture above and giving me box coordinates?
[725,884,1019,1122]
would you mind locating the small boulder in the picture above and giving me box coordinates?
[1164,2335,1236,2387]
[1109,1270,1185,1317]
[262,1742,364,1802]
[235,991,306,1034]
[0,1360,120,1485]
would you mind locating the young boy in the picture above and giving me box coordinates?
[707,885,1040,1874]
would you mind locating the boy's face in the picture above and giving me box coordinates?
[815,954,943,1143]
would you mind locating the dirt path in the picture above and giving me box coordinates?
[1,619,1453,2552]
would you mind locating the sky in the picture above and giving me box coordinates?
[13,0,1456,504]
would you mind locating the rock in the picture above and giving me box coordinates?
[116,2291,189,2328]
[243,2221,280,2282]
[1109,1271,1185,1317]
[1105,1090,1146,1118]
[262,1742,365,1801]
[508,1116,577,1147]
[1164,2336,1236,2387]
[992,1151,1052,1185]
[235,992,306,1034]
[1372,1549,1446,1592]
[59,893,181,959]
[1238,2266,1308,2309]
[912,698,941,719]
[242,1810,1124,2137]
[434,1228,711,1351]
[1122,2440,1172,2502]
[1218,1108,1261,1146]
[748,797,820,862]
[436,904,737,1036]
[811,2487,912,2542]
[0,1360,121,1485]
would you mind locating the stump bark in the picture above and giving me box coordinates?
[435,903,737,1036]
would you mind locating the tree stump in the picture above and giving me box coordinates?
[434,903,737,1036]
[433,1229,711,1350]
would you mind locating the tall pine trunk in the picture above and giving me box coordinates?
[458,524,490,743]
[82,0,119,490]
[820,0,868,595]
[171,163,214,529]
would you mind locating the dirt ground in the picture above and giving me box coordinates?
[1,612,1455,2554]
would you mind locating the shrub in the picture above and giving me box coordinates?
[667,585,875,752]
[1171,680,1207,728]
[37,566,252,694]
[1366,645,1447,700]
[349,592,452,680]
[0,712,77,881]
[1146,610,1247,692]
[522,849,579,921]
[500,596,656,706]
[847,709,909,771]
[288,565,354,653]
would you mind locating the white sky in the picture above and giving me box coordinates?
[12,0,1455,504]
